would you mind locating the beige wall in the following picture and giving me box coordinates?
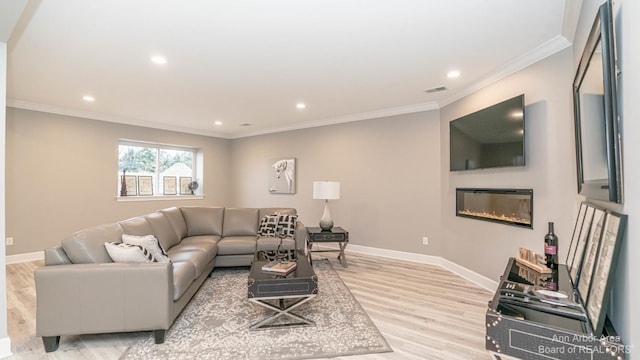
[230,111,444,256]
[5,108,232,255]
[440,47,577,279]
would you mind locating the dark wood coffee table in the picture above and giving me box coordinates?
[247,250,318,330]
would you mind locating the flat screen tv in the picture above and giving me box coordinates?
[450,94,525,171]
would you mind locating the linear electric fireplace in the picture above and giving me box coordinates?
[456,188,533,229]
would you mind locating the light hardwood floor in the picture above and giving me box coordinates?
[6,252,493,359]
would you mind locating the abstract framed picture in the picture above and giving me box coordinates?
[180,177,192,195]
[124,175,137,196]
[138,176,153,196]
[586,211,627,335]
[577,208,606,302]
[268,158,296,194]
[569,205,595,284]
[163,176,177,195]
[566,202,587,267]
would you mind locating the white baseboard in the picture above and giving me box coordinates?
[6,251,44,265]
[346,244,498,292]
[0,336,12,359]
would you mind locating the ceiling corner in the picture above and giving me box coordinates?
[561,0,584,43]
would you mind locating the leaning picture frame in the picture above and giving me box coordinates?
[566,203,587,266]
[586,211,627,335]
[138,176,153,196]
[163,176,177,195]
[124,175,137,196]
[569,205,595,284]
[577,208,606,303]
[179,177,192,195]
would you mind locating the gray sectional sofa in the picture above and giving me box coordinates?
[34,206,306,352]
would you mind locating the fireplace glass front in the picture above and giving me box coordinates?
[456,188,533,229]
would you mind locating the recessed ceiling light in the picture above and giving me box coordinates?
[82,95,95,102]
[296,103,306,110]
[214,121,223,126]
[447,70,461,78]
[150,55,167,65]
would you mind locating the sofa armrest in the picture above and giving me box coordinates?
[35,262,173,337]
[294,220,307,251]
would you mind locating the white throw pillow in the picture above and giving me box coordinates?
[122,234,171,263]
[104,242,156,263]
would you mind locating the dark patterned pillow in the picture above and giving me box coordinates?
[258,215,279,237]
[104,242,157,263]
[276,214,298,238]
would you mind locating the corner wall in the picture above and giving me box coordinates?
[5,108,232,255]
[440,47,577,279]
[230,111,444,256]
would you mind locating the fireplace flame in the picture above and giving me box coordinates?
[458,209,531,225]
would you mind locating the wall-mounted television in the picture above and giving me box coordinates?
[450,94,525,171]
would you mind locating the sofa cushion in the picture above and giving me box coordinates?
[159,207,188,242]
[62,223,123,263]
[258,215,279,237]
[172,262,196,301]
[118,217,153,236]
[167,246,213,277]
[104,242,156,263]
[217,236,257,255]
[181,207,224,236]
[122,234,170,263]
[145,212,180,251]
[259,208,297,218]
[172,236,218,260]
[222,208,259,237]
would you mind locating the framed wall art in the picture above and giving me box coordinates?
[124,175,137,196]
[586,211,627,335]
[163,176,177,195]
[268,158,296,194]
[577,208,606,301]
[180,177,192,195]
[138,176,153,196]
[566,202,587,268]
[569,205,595,284]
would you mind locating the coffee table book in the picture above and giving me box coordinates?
[261,260,297,275]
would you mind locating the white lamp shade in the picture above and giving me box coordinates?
[313,181,340,200]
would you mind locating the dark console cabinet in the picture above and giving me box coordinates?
[486,258,627,360]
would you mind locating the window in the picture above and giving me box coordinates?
[118,140,199,197]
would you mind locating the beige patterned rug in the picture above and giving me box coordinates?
[120,260,392,359]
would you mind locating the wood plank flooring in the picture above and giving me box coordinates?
[6,252,493,359]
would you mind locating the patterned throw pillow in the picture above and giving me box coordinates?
[104,242,157,263]
[276,214,298,238]
[258,215,279,237]
[122,234,171,263]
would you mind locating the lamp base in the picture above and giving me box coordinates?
[319,219,334,231]
[319,200,334,231]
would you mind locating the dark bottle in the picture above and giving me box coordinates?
[544,222,558,269]
[546,269,558,291]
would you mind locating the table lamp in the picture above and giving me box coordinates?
[313,181,341,231]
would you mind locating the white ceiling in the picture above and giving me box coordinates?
[6,0,578,139]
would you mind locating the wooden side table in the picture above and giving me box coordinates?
[306,227,349,268]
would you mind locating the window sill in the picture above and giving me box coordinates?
[116,195,206,202]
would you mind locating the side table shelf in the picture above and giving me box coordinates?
[306,227,349,268]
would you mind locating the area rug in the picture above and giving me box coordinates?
[120,260,392,359]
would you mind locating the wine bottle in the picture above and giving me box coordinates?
[544,222,558,269]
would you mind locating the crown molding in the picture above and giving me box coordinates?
[231,101,439,139]
[7,100,233,139]
[437,35,572,108]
